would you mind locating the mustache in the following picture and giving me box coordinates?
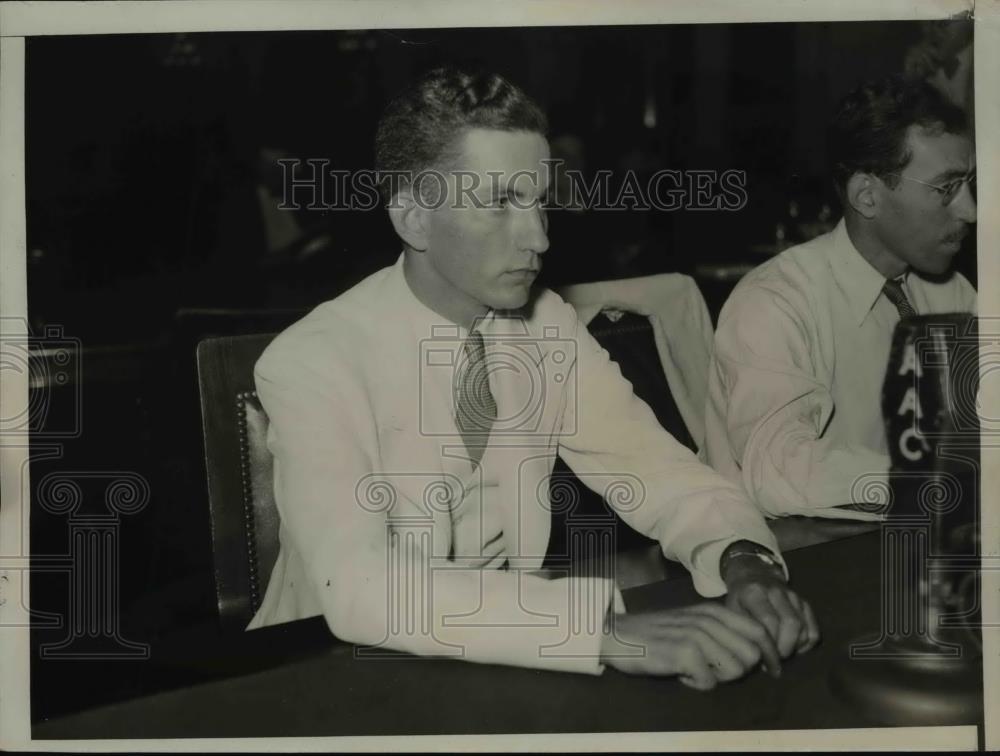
[943,227,970,243]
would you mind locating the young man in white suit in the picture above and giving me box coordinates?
[249,67,819,688]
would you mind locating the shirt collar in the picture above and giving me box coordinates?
[389,252,497,344]
[829,218,904,327]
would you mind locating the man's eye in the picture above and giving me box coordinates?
[939,181,966,202]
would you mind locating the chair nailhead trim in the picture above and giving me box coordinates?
[236,391,262,610]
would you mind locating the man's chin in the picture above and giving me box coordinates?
[489,285,533,311]
[912,256,956,278]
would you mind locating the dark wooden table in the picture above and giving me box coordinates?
[31,523,984,740]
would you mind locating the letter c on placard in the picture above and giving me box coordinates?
[899,426,930,462]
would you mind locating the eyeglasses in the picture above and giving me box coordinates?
[884,171,976,206]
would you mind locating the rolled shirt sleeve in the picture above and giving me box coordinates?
[707,286,890,519]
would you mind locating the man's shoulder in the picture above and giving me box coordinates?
[722,232,836,326]
[257,264,396,377]
[737,230,836,294]
[529,285,578,318]
[511,286,581,338]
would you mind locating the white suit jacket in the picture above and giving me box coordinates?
[248,254,783,674]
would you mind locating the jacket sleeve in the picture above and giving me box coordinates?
[254,325,616,674]
[552,301,785,598]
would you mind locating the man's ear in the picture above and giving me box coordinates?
[845,173,879,219]
[387,186,430,251]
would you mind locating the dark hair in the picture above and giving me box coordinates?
[828,75,968,200]
[374,66,548,201]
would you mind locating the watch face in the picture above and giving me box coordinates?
[722,547,785,580]
[739,550,783,572]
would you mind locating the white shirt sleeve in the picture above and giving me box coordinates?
[711,286,889,518]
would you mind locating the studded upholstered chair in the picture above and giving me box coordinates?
[196,333,279,632]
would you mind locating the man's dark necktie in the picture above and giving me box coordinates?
[455,331,497,466]
[882,278,917,319]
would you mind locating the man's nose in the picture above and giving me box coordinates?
[517,204,550,255]
[950,181,977,224]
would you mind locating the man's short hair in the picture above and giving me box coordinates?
[374,66,549,202]
[828,75,968,201]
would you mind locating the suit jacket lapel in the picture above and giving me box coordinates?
[373,292,459,560]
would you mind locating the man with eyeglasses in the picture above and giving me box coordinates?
[704,76,977,519]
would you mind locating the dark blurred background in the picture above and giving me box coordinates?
[25,21,976,721]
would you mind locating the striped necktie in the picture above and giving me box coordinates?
[882,278,916,319]
[455,330,497,466]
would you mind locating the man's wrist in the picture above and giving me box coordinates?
[720,540,785,584]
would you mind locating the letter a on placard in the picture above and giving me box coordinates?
[897,344,922,377]
[897,386,924,420]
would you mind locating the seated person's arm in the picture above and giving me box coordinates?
[554,307,819,671]
[710,286,889,518]
[556,308,784,595]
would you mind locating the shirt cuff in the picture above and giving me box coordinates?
[611,583,627,615]
[587,579,626,676]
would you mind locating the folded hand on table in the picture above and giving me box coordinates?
[721,544,821,660]
[599,602,783,689]
[599,541,820,688]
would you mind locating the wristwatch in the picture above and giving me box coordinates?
[726,549,782,568]
[720,541,785,580]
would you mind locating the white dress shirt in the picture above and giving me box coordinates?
[705,219,977,519]
[431,312,508,570]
